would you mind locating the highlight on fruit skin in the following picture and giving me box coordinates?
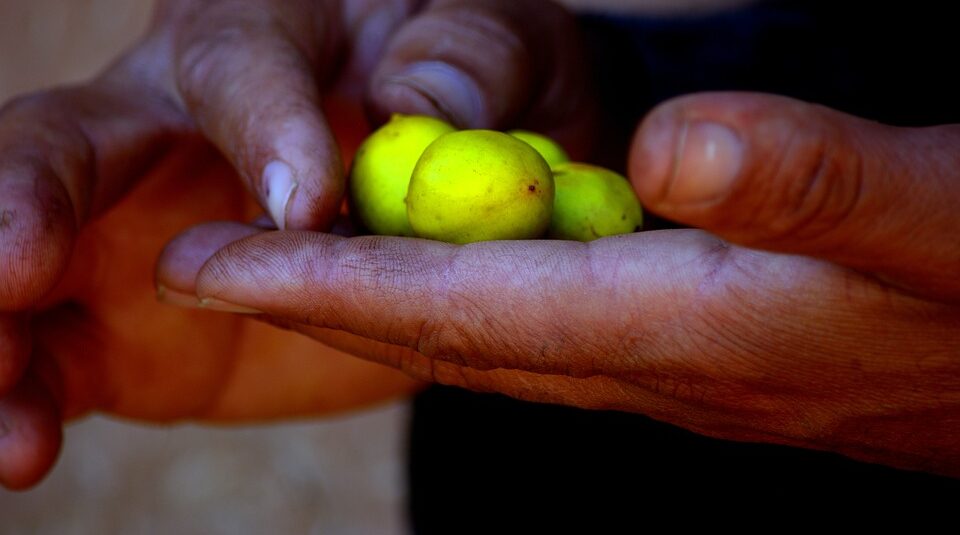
[507,129,570,168]
[348,114,455,236]
[407,129,555,244]
[548,162,643,242]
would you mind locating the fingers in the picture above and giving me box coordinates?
[156,221,262,301]
[0,373,62,490]
[0,81,185,310]
[629,92,960,300]
[367,0,596,156]
[155,215,360,304]
[186,229,723,377]
[170,0,346,231]
[156,222,425,420]
[0,153,75,310]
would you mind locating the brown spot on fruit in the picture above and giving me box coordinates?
[528,185,536,192]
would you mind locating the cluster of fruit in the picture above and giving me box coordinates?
[349,114,643,244]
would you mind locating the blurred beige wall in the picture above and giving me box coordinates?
[0,0,757,102]
[0,0,153,101]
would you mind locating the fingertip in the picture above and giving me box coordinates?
[192,231,345,312]
[366,76,448,127]
[174,25,346,232]
[630,92,768,212]
[192,231,280,301]
[0,376,62,490]
[282,157,345,232]
[367,4,533,130]
[369,61,485,128]
[629,103,686,207]
[156,222,263,296]
[254,120,345,232]
[0,169,76,310]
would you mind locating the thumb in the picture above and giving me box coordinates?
[629,92,960,301]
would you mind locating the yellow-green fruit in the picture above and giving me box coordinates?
[508,129,570,168]
[549,162,643,241]
[349,114,455,236]
[407,130,554,244]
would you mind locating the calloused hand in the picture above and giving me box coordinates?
[0,0,595,489]
[159,93,960,477]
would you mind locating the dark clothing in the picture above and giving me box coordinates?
[408,2,960,531]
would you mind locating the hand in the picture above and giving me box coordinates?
[160,93,960,477]
[0,0,595,489]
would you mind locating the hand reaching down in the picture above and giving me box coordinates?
[0,0,594,489]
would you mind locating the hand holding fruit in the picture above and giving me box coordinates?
[0,0,595,489]
[161,93,960,477]
[4,0,960,492]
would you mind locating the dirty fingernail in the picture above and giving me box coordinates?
[156,285,200,308]
[198,297,262,315]
[385,61,483,127]
[665,121,744,205]
[264,160,298,231]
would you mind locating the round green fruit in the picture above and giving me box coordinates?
[507,129,570,168]
[407,130,554,244]
[549,162,643,241]
[349,114,455,236]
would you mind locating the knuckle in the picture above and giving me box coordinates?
[413,300,495,370]
[1,88,98,173]
[0,90,85,147]
[0,91,56,120]
[408,5,531,80]
[672,246,768,364]
[758,119,865,243]
[175,30,245,107]
[677,248,831,403]
[411,250,509,371]
[173,20,317,150]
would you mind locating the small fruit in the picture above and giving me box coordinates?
[549,162,643,241]
[349,114,455,236]
[508,129,570,168]
[407,130,554,244]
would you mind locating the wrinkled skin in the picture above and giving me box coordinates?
[3,0,960,491]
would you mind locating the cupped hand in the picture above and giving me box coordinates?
[0,0,595,488]
[161,93,960,477]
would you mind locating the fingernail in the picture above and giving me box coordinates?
[198,297,262,315]
[158,286,263,314]
[156,285,201,308]
[264,160,298,231]
[386,61,483,127]
[664,121,744,205]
